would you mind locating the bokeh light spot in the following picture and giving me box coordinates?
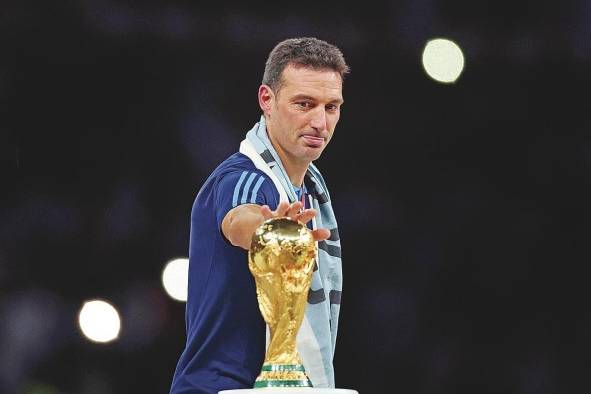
[422,38,465,83]
[78,300,121,343]
[162,258,189,302]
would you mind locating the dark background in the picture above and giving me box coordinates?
[2,1,590,393]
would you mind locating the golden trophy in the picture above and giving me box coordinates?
[218,217,359,394]
[248,217,316,388]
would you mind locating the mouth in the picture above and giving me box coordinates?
[301,135,325,148]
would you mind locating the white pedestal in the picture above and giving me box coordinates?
[220,389,358,394]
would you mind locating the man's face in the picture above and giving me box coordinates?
[264,64,344,166]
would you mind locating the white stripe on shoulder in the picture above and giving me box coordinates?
[250,175,266,204]
[240,172,258,204]
[231,171,249,207]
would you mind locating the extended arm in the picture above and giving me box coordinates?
[221,201,330,250]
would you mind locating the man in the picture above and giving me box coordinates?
[170,37,349,394]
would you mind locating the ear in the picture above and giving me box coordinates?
[258,84,274,115]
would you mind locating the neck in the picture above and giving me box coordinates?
[281,156,307,187]
[266,132,308,187]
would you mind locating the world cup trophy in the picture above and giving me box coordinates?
[219,217,359,394]
[248,217,316,388]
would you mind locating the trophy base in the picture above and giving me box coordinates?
[219,389,358,394]
[253,364,312,388]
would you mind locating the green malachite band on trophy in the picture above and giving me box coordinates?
[260,364,306,372]
[254,379,313,388]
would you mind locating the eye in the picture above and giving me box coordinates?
[326,104,340,112]
[296,101,312,109]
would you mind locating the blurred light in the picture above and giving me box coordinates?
[162,258,189,302]
[422,38,465,83]
[78,300,121,343]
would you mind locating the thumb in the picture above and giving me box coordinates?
[311,228,331,242]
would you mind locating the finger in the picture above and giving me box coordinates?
[312,228,330,242]
[260,205,273,220]
[275,201,290,217]
[296,209,317,224]
[287,201,303,218]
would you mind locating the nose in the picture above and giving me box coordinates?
[309,107,327,133]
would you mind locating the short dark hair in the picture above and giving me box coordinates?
[262,37,350,93]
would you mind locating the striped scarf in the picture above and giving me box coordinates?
[239,115,343,388]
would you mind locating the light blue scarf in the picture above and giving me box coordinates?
[239,116,343,388]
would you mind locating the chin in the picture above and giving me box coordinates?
[304,150,324,162]
[291,145,325,163]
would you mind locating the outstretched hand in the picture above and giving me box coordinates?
[260,201,330,242]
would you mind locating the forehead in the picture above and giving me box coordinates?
[279,65,343,101]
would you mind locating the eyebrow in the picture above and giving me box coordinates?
[291,94,344,105]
